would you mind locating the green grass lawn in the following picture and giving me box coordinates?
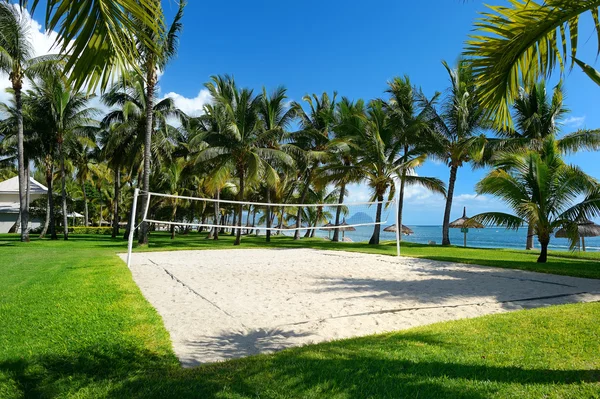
[1,233,599,398]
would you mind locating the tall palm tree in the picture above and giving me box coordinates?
[291,92,337,239]
[30,74,97,240]
[465,0,600,127]
[0,3,57,241]
[384,77,447,241]
[137,1,185,245]
[257,86,296,242]
[317,97,365,242]
[472,137,600,263]
[492,82,600,249]
[358,100,399,245]
[198,75,293,245]
[103,72,184,241]
[422,61,488,246]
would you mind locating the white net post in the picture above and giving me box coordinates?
[395,198,401,257]
[126,188,140,268]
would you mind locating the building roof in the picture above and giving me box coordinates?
[0,176,48,195]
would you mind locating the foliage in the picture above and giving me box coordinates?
[465,0,600,127]
[68,226,114,235]
[472,137,600,262]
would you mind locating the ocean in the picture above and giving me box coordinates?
[308,225,600,252]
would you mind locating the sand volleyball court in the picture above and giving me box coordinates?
[121,249,600,367]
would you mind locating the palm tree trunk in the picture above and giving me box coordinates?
[397,168,407,242]
[369,193,384,245]
[211,191,220,240]
[266,187,272,242]
[59,137,69,240]
[14,87,29,242]
[538,238,549,263]
[82,182,89,227]
[43,161,57,240]
[294,170,313,240]
[40,194,51,239]
[139,68,157,245]
[235,170,244,245]
[170,204,177,239]
[332,182,346,242]
[526,222,535,250]
[442,165,458,246]
[26,164,30,229]
[112,168,120,238]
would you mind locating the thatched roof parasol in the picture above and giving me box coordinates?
[320,222,335,230]
[555,220,600,252]
[384,224,414,235]
[449,207,484,229]
[555,220,600,238]
[449,207,483,248]
[337,219,356,232]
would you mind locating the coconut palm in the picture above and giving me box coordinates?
[356,100,399,245]
[316,97,365,242]
[471,137,600,263]
[29,74,98,240]
[491,81,600,249]
[0,3,58,241]
[136,1,185,245]
[422,61,488,246]
[198,75,293,245]
[290,92,337,239]
[465,0,600,127]
[384,76,447,242]
[257,86,296,242]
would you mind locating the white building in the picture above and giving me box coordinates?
[0,176,48,233]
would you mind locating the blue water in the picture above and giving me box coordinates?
[310,225,600,252]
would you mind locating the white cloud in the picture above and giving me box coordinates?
[162,89,211,117]
[345,183,372,202]
[454,193,489,203]
[563,116,586,128]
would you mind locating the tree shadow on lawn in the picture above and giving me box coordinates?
[1,333,598,399]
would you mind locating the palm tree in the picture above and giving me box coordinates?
[30,74,97,240]
[257,86,296,242]
[358,100,399,245]
[137,1,185,245]
[465,0,600,127]
[198,75,293,245]
[102,72,184,241]
[491,81,600,249]
[471,137,600,263]
[0,3,57,241]
[422,61,488,246]
[384,77,447,242]
[22,0,165,92]
[291,92,337,239]
[317,97,365,242]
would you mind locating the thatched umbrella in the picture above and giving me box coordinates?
[320,221,335,239]
[337,218,356,240]
[555,220,600,252]
[449,207,484,247]
[384,224,414,235]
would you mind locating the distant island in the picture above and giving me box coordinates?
[346,212,374,224]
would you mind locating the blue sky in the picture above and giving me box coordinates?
[6,1,600,225]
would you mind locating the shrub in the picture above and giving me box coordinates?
[69,227,114,235]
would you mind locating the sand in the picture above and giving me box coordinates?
[120,248,600,367]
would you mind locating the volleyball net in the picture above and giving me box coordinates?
[126,189,400,267]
